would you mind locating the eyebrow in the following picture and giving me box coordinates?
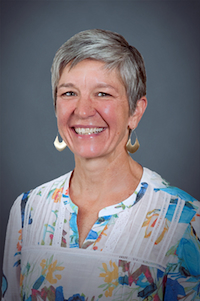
[95,83,118,92]
[57,83,76,89]
[57,82,118,92]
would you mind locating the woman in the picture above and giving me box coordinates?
[2,29,200,300]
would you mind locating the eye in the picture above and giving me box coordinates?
[97,92,111,97]
[63,91,76,96]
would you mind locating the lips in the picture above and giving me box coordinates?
[74,127,105,135]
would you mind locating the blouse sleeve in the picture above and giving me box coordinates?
[2,194,23,300]
[164,201,200,300]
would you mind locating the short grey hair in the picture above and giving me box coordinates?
[51,29,146,115]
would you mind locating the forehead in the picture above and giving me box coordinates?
[59,59,124,86]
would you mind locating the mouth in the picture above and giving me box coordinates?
[74,127,105,135]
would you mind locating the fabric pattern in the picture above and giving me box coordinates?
[2,167,200,300]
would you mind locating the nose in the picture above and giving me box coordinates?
[74,94,96,118]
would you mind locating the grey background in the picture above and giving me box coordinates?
[0,0,200,283]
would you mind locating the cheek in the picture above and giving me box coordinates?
[56,102,72,124]
[57,101,67,116]
[56,110,65,126]
[101,103,129,126]
[100,103,118,125]
[56,113,68,133]
[102,104,112,116]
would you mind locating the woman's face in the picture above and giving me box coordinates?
[56,59,136,160]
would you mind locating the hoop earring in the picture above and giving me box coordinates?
[126,129,140,153]
[54,135,67,151]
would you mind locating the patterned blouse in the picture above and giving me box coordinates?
[2,167,200,301]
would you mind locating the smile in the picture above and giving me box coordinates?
[74,127,104,135]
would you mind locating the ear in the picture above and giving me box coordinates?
[128,96,147,130]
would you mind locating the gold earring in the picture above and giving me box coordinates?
[54,135,67,151]
[126,130,140,153]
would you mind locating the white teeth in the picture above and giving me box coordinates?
[74,127,104,135]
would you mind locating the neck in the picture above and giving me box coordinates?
[69,149,143,208]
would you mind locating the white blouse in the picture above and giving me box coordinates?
[2,167,200,300]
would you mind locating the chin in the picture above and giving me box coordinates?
[76,152,103,160]
[73,147,106,160]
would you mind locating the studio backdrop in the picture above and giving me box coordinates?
[0,0,199,280]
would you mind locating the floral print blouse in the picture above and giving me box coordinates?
[2,167,200,301]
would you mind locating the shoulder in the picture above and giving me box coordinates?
[142,167,199,224]
[30,171,72,195]
[31,171,72,195]
[143,167,198,201]
[11,171,72,212]
[142,168,200,277]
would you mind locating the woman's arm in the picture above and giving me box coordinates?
[2,194,23,300]
[164,201,200,300]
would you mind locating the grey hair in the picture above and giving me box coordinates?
[51,29,146,115]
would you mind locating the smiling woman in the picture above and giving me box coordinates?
[56,59,143,160]
[2,29,200,301]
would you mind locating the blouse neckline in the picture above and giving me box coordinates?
[62,167,150,217]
